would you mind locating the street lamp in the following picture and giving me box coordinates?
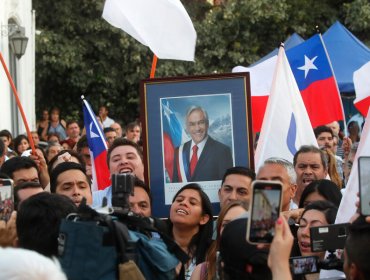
[1,23,29,59]
[9,31,28,59]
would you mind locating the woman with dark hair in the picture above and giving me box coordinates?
[13,135,30,155]
[191,200,248,280]
[47,132,61,144]
[320,148,343,188]
[347,121,360,144]
[167,183,213,280]
[296,201,338,280]
[36,109,50,141]
[299,179,342,208]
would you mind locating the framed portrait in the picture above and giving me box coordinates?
[140,72,253,217]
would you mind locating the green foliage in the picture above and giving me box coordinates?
[343,0,370,44]
[34,0,370,125]
[34,0,152,124]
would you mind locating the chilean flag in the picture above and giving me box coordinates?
[233,56,276,133]
[162,99,183,182]
[286,34,345,128]
[233,34,345,132]
[254,46,317,169]
[82,97,111,191]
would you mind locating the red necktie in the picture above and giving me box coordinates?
[190,145,198,177]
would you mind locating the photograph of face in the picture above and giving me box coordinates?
[142,73,253,217]
[161,94,234,204]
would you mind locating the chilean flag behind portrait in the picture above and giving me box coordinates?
[162,99,183,182]
[286,34,345,128]
[254,46,318,170]
[82,98,111,191]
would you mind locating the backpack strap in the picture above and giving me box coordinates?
[104,215,134,264]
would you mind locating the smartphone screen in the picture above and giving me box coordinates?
[0,179,14,221]
[246,180,282,244]
[289,256,319,275]
[358,157,370,216]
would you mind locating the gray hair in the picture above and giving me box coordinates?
[185,106,209,125]
[262,157,297,184]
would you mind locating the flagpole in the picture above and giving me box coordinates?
[0,51,36,154]
[150,54,158,78]
[319,34,348,136]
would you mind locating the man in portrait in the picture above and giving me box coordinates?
[172,105,233,182]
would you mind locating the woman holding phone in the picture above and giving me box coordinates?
[296,200,338,280]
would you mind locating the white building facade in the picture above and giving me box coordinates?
[0,0,35,135]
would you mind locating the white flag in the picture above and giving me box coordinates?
[254,47,317,169]
[102,0,196,61]
[336,107,370,223]
[354,60,370,116]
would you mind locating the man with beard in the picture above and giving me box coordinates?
[314,125,343,182]
[314,125,334,151]
[293,145,328,205]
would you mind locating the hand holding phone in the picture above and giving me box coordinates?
[0,211,17,247]
[246,180,283,244]
[268,216,294,278]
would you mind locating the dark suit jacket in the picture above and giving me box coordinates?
[172,136,233,182]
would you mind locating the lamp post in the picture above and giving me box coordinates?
[1,23,29,59]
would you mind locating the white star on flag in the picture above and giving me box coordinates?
[298,55,318,78]
[162,100,172,123]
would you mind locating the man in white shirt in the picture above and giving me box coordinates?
[92,138,144,208]
[99,105,115,128]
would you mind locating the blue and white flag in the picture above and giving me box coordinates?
[82,97,111,191]
[254,46,317,169]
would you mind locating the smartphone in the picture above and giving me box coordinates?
[246,180,282,244]
[289,256,319,275]
[0,179,14,221]
[310,223,349,252]
[358,156,370,215]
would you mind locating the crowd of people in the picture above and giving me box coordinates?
[0,103,369,280]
